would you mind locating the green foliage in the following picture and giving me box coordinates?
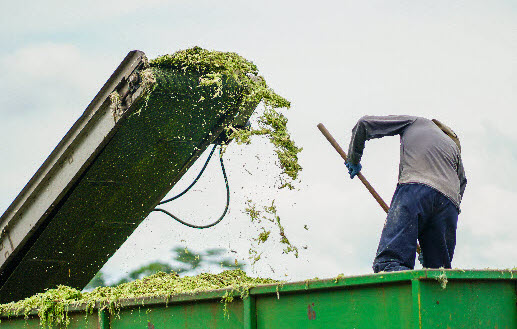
[244,199,261,221]
[0,285,82,329]
[128,262,174,281]
[229,109,302,188]
[0,270,276,328]
[259,109,303,183]
[89,247,245,288]
[257,229,271,244]
[149,47,300,188]
[150,46,290,112]
[171,246,244,274]
[150,46,259,76]
[173,246,202,272]
[246,200,299,263]
[264,201,299,258]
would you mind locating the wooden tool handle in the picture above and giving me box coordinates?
[317,123,390,214]
[317,123,423,256]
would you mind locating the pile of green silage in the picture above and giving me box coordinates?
[147,47,302,189]
[0,269,277,329]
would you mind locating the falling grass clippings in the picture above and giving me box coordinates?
[256,229,271,244]
[228,108,302,190]
[249,249,262,266]
[265,200,299,258]
[244,199,261,222]
[0,270,277,328]
[246,200,300,265]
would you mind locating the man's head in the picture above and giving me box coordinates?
[432,119,461,152]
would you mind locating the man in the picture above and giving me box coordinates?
[345,115,467,272]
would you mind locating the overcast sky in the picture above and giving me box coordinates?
[1,0,516,283]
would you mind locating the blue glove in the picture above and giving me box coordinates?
[345,162,362,179]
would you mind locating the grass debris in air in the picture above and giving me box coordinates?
[227,109,302,190]
[0,269,277,328]
[247,200,299,265]
[146,47,304,263]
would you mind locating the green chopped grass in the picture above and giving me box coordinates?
[0,269,277,328]
[148,46,302,189]
[229,109,302,189]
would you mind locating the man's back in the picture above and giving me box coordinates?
[347,115,466,209]
[399,117,464,209]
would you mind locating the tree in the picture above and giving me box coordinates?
[83,271,107,290]
[85,246,244,288]
[171,247,244,274]
[128,262,175,280]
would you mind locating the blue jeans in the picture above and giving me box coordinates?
[373,183,458,273]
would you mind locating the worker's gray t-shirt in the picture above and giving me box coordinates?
[347,115,467,210]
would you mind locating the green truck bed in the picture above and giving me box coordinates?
[2,269,516,328]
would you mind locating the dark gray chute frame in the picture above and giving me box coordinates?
[0,50,256,303]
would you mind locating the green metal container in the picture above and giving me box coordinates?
[2,269,516,328]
